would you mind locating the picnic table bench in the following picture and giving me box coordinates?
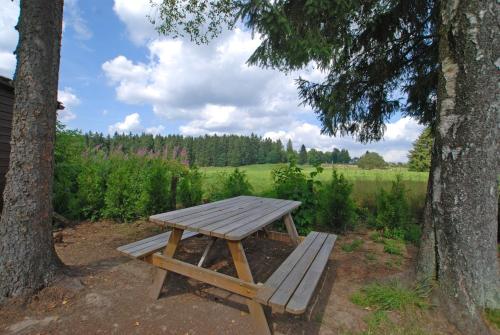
[118,196,337,334]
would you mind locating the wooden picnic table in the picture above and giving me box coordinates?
[149,196,300,334]
[118,196,336,334]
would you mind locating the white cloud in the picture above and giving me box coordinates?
[108,113,165,135]
[113,0,157,45]
[0,0,19,77]
[57,87,80,122]
[65,0,92,40]
[145,125,165,136]
[108,113,143,134]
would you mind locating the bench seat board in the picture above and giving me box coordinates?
[285,234,337,314]
[117,230,198,259]
[256,231,336,314]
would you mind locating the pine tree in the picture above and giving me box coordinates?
[407,128,433,172]
[298,144,307,165]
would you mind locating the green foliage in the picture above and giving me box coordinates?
[178,167,203,207]
[318,169,357,231]
[53,122,85,218]
[408,128,433,172]
[383,239,404,256]
[137,159,175,215]
[103,156,144,222]
[271,160,322,234]
[298,144,308,164]
[150,0,237,44]
[238,1,438,141]
[77,154,109,220]
[208,168,253,201]
[357,151,387,170]
[374,175,415,242]
[485,308,500,330]
[341,239,364,253]
[351,282,429,311]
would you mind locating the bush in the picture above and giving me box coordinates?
[178,166,203,207]
[208,168,253,201]
[272,160,322,234]
[357,151,387,170]
[318,169,357,231]
[77,154,109,220]
[103,156,144,221]
[374,175,419,243]
[137,159,174,215]
[53,122,85,219]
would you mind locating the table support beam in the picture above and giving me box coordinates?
[283,213,300,246]
[227,241,271,335]
[149,227,183,299]
[152,253,259,298]
[198,237,217,267]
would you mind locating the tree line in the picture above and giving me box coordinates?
[81,131,352,167]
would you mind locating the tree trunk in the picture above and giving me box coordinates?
[0,0,64,302]
[416,136,439,281]
[426,0,499,333]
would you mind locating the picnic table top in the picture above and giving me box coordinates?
[149,196,301,241]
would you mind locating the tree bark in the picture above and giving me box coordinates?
[0,0,64,302]
[416,137,439,281]
[427,0,500,333]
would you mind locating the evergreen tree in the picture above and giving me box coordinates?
[298,144,307,165]
[408,128,433,172]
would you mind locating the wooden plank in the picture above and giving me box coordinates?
[227,241,271,335]
[283,213,300,246]
[224,201,301,240]
[173,197,265,228]
[268,233,329,313]
[285,234,337,314]
[149,196,249,224]
[152,253,259,298]
[255,232,319,305]
[149,228,183,299]
[124,231,198,258]
[117,232,170,252]
[203,199,288,237]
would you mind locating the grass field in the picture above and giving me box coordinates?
[200,164,429,221]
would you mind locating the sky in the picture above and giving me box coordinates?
[0,0,424,162]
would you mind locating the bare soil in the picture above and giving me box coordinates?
[0,221,470,334]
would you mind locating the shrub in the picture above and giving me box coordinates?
[178,166,203,207]
[53,122,85,219]
[374,175,420,243]
[351,282,429,311]
[77,154,110,220]
[486,308,500,331]
[272,160,322,234]
[137,158,173,215]
[318,169,357,231]
[103,156,144,221]
[208,168,253,201]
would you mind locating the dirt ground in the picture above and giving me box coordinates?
[0,220,478,335]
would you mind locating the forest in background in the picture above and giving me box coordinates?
[82,130,352,167]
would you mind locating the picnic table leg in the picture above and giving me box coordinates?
[197,237,217,267]
[149,227,183,299]
[227,241,271,335]
[283,213,300,246]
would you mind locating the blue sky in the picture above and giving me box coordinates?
[0,0,423,161]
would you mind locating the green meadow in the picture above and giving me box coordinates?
[200,164,429,222]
